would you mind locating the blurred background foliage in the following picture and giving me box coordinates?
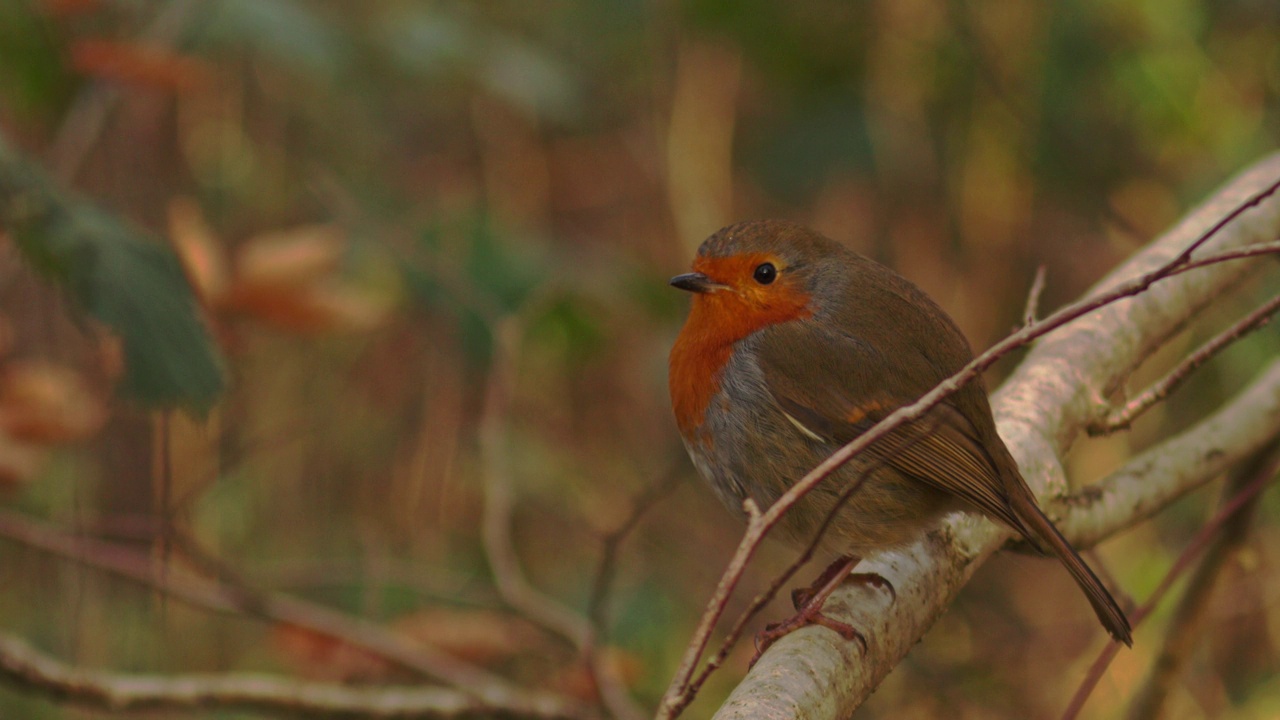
[0,0,1279,717]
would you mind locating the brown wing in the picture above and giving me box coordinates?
[756,321,1034,539]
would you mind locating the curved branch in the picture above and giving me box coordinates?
[478,313,645,720]
[707,153,1280,718]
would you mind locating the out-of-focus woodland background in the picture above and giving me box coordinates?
[1,0,1279,718]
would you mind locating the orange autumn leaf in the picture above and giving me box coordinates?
[235,225,347,290]
[551,647,646,702]
[0,433,48,490]
[70,39,212,92]
[0,361,106,444]
[270,624,394,683]
[221,282,390,334]
[390,608,548,666]
[168,197,229,303]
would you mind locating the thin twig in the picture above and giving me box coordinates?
[1124,445,1277,720]
[581,467,682,720]
[479,317,592,646]
[477,312,644,720]
[1090,293,1280,434]
[585,464,684,631]
[1023,265,1048,327]
[681,416,941,703]
[1058,449,1280,720]
[657,176,1280,719]
[660,497,769,719]
[0,510,585,719]
[1169,239,1280,274]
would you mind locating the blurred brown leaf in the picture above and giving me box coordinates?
[0,316,13,359]
[270,608,554,683]
[152,221,395,334]
[550,647,645,702]
[235,225,346,290]
[221,282,390,334]
[168,197,229,304]
[391,607,548,666]
[270,624,396,683]
[0,360,106,444]
[0,432,48,490]
[70,39,212,92]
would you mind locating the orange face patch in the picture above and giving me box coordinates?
[668,253,813,437]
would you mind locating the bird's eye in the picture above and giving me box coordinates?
[752,262,777,285]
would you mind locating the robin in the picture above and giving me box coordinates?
[668,219,1132,650]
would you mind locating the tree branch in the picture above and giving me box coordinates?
[1088,292,1280,434]
[478,313,645,720]
[0,511,586,719]
[0,632,542,719]
[1061,444,1279,720]
[703,153,1280,718]
[1059,359,1280,547]
[1123,446,1276,720]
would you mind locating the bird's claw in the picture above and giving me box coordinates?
[752,606,869,666]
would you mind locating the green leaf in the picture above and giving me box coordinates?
[0,4,76,127]
[0,136,226,413]
[204,0,349,77]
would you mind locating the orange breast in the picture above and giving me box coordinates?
[668,257,813,439]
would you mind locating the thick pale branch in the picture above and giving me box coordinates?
[1062,359,1280,547]
[711,154,1280,718]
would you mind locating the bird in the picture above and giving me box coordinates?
[667,219,1133,651]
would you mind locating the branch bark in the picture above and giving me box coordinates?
[711,153,1280,718]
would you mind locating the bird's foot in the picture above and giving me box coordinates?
[752,557,893,665]
[753,602,867,665]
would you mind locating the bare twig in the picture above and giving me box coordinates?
[585,464,684,631]
[1059,449,1279,720]
[1059,358,1280,548]
[0,510,585,719]
[658,174,1280,719]
[662,497,766,717]
[1169,238,1280,272]
[1089,293,1280,434]
[479,317,592,646]
[1124,446,1277,720]
[0,631,555,719]
[1023,264,1048,326]
[581,463,683,720]
[477,313,644,720]
[680,416,941,704]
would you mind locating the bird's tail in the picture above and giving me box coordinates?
[1011,488,1134,646]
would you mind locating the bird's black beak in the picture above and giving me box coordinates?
[670,272,724,293]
